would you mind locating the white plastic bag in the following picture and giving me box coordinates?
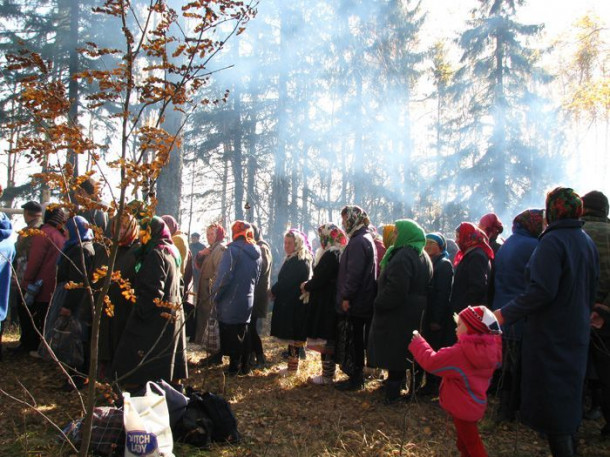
[123,381,174,457]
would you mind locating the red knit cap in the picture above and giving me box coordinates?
[459,306,502,335]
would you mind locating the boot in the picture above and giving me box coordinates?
[548,435,575,457]
[335,371,364,391]
[384,380,402,404]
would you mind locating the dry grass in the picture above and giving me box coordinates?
[1,326,609,456]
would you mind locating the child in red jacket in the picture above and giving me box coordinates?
[409,305,502,457]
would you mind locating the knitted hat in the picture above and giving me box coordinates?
[458,306,502,335]
[582,191,609,218]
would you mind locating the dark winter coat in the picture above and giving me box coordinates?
[57,241,96,318]
[270,256,311,341]
[304,249,341,342]
[336,226,377,318]
[500,219,599,435]
[99,243,140,364]
[450,247,491,313]
[582,215,610,339]
[423,255,454,349]
[368,246,433,371]
[111,247,187,386]
[252,240,272,319]
[212,239,261,325]
[492,227,539,341]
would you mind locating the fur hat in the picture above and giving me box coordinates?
[458,306,502,335]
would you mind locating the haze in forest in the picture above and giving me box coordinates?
[0,0,608,257]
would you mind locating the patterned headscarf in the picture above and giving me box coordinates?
[231,220,255,244]
[341,205,370,237]
[478,213,503,241]
[111,212,139,247]
[512,209,544,238]
[454,222,494,267]
[318,223,348,251]
[285,228,313,262]
[380,219,426,270]
[64,216,94,250]
[136,216,181,272]
[207,223,226,244]
[426,232,449,259]
[161,215,179,235]
[314,223,347,266]
[545,187,583,224]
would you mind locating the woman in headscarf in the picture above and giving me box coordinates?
[368,219,433,403]
[335,205,378,391]
[450,222,494,314]
[55,216,96,390]
[250,224,273,368]
[492,209,544,422]
[211,220,261,376]
[301,223,347,385]
[195,223,227,366]
[270,229,313,375]
[495,188,598,456]
[161,215,194,341]
[420,232,455,396]
[98,212,140,374]
[478,213,504,254]
[111,216,187,389]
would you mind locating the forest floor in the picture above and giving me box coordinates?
[1,325,609,457]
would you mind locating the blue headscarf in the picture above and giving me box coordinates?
[64,216,94,251]
[425,232,449,259]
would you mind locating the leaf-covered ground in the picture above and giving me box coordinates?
[1,326,609,457]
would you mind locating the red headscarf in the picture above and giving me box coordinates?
[454,222,494,267]
[207,223,226,244]
[478,213,503,241]
[231,220,255,244]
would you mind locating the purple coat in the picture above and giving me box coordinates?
[336,226,377,318]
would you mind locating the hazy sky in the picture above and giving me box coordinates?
[423,0,609,196]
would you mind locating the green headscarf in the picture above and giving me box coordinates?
[379,219,426,270]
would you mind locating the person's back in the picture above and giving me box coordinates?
[496,187,599,456]
[0,213,16,329]
[213,238,261,325]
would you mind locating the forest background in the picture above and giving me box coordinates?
[0,0,608,263]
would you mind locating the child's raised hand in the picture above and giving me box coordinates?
[411,330,422,341]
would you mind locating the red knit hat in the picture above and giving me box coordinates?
[459,306,502,335]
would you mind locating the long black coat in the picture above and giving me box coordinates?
[304,249,341,342]
[111,247,187,385]
[450,247,490,313]
[368,246,433,371]
[98,243,139,364]
[270,256,311,341]
[423,255,454,349]
[501,219,599,435]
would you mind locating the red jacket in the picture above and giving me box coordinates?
[409,333,502,422]
[22,224,66,303]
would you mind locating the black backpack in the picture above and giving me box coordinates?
[175,389,241,447]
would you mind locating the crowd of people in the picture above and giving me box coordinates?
[0,181,609,457]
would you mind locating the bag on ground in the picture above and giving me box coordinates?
[202,313,220,354]
[49,314,84,367]
[123,381,174,457]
